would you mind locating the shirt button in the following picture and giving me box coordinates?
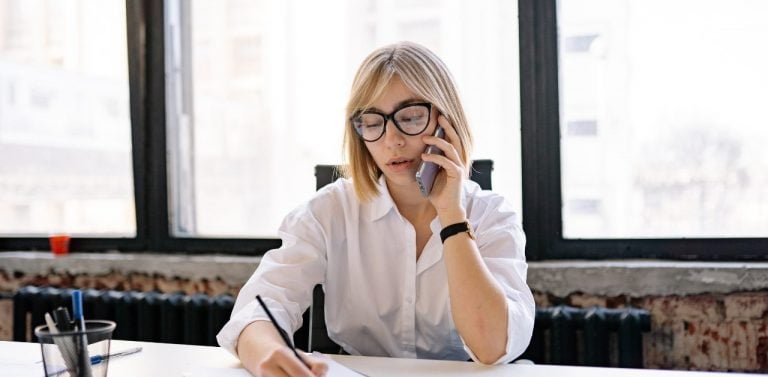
[405,296,413,304]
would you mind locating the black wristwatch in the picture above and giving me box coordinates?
[440,221,475,244]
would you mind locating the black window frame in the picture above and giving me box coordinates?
[1,0,766,260]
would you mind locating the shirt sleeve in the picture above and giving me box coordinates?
[460,195,536,365]
[216,202,328,357]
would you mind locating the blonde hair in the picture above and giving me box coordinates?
[342,41,474,202]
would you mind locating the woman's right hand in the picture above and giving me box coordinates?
[238,321,328,377]
[255,347,328,377]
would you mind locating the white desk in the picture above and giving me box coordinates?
[0,340,751,377]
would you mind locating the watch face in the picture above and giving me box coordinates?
[467,225,476,240]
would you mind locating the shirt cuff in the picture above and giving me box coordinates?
[216,297,295,358]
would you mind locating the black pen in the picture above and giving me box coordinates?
[255,295,311,369]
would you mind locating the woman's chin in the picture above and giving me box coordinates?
[383,172,421,189]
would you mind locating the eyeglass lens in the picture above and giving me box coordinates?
[354,105,430,141]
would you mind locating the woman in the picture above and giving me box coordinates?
[217,41,534,377]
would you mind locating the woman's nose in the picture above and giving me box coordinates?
[383,120,406,147]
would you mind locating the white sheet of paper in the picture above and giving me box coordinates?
[318,354,367,377]
[0,361,45,377]
[182,353,366,377]
[182,366,252,377]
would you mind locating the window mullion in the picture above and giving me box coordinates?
[165,0,197,237]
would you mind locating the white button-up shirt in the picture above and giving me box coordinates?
[217,177,534,364]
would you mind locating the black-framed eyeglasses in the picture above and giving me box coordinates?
[351,102,433,142]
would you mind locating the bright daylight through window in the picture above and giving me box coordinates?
[559,0,768,239]
[166,0,521,238]
[0,0,135,237]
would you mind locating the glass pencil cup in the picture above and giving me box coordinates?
[35,320,116,377]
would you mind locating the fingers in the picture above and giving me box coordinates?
[422,115,464,178]
[438,115,464,162]
[258,347,324,377]
[309,359,329,377]
[302,352,329,377]
[259,364,291,377]
[423,115,463,167]
[421,153,462,180]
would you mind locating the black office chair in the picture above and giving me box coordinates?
[292,160,494,353]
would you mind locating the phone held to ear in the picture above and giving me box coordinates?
[415,126,446,197]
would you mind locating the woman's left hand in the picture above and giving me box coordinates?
[421,114,467,223]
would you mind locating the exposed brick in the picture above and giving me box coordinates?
[128,273,157,292]
[0,270,18,292]
[757,335,768,371]
[729,321,759,370]
[644,319,682,369]
[724,292,768,320]
[97,274,121,290]
[73,275,93,289]
[640,295,725,323]
[156,276,184,293]
[532,291,550,307]
[569,293,608,308]
[205,278,232,296]
[682,321,731,371]
[0,298,12,341]
[183,279,201,295]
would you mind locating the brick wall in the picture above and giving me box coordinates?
[533,290,768,371]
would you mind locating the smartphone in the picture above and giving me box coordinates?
[415,126,446,197]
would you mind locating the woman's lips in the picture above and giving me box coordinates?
[387,159,415,172]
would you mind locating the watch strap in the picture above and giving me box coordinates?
[440,221,473,243]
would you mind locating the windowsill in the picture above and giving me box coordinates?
[527,260,768,297]
[1,252,768,296]
[0,251,259,288]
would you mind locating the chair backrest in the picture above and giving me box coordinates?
[297,160,494,353]
[315,159,494,190]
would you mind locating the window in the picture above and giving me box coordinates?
[164,0,522,238]
[0,0,135,237]
[521,0,768,259]
[560,0,768,239]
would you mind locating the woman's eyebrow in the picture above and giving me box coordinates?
[366,98,425,113]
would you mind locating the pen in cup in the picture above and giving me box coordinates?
[71,290,93,377]
[72,290,86,331]
[255,295,311,369]
[53,307,74,331]
[43,313,78,373]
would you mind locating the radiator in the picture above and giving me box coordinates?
[521,305,651,368]
[12,286,234,346]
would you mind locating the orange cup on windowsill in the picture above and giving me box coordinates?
[49,234,71,256]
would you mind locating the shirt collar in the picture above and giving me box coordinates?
[367,175,397,222]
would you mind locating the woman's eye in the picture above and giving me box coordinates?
[399,115,424,124]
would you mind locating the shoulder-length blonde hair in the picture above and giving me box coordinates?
[342,41,474,202]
